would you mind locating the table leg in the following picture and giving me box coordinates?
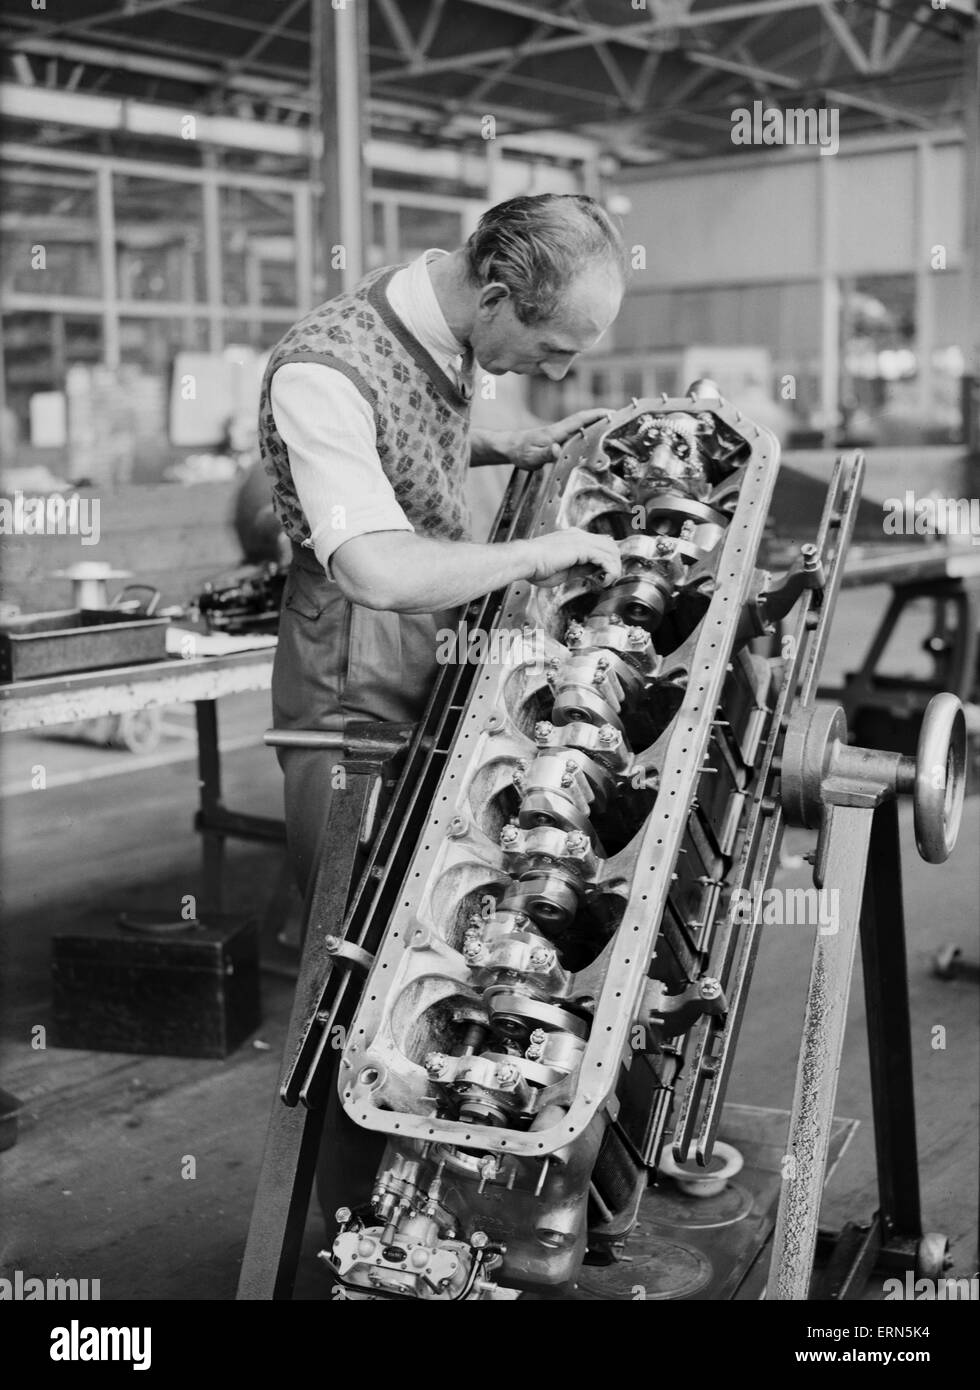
[195,699,224,914]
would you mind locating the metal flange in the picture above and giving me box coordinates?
[779,694,966,864]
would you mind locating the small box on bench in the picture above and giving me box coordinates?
[51,914,260,1059]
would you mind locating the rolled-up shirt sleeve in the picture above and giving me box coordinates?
[270,361,414,572]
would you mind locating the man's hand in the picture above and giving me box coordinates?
[519,527,622,589]
[509,408,614,471]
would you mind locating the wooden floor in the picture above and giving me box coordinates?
[1,606,978,1301]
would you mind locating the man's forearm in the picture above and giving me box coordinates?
[332,531,532,612]
[469,427,518,467]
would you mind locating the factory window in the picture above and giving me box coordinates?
[840,274,926,446]
[220,186,298,310]
[114,174,206,304]
[0,163,101,299]
[118,316,209,375]
[366,202,388,270]
[396,204,463,258]
[1,310,102,444]
[223,318,292,353]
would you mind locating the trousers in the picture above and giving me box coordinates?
[271,542,455,895]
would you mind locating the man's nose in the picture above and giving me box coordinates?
[541,361,571,382]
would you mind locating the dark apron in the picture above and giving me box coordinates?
[272,541,457,894]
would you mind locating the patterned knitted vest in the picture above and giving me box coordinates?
[259,264,472,553]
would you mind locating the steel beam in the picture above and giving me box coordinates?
[223,0,308,76]
[31,0,196,42]
[869,0,895,71]
[820,1,871,74]
[884,4,933,72]
[380,0,826,80]
[687,50,937,130]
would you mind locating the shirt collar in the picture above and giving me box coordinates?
[394,248,467,366]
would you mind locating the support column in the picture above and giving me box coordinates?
[962,17,980,467]
[818,153,840,447]
[202,157,223,355]
[916,139,935,425]
[96,164,120,368]
[312,0,369,298]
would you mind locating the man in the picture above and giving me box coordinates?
[260,193,627,893]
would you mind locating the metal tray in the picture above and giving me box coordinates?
[0,609,170,683]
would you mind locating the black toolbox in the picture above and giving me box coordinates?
[51,914,261,1059]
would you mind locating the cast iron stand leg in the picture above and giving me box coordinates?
[860,796,922,1245]
[769,802,875,1300]
[237,770,375,1300]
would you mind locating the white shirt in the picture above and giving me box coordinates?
[270,250,469,571]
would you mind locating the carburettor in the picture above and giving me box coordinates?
[323,383,819,1300]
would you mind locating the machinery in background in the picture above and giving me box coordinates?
[241,384,966,1303]
[195,561,286,636]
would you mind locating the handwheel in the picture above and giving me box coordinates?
[913,693,966,864]
[914,1232,950,1280]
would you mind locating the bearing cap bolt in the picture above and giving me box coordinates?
[699,977,722,1001]
[655,537,675,556]
[598,723,620,747]
[425,1052,450,1078]
[500,825,520,848]
[471,1231,489,1250]
[627,627,648,647]
[534,720,554,742]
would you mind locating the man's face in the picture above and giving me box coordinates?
[470,264,622,379]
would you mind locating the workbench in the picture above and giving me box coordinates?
[0,644,283,912]
[827,542,980,755]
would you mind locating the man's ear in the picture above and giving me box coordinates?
[477,281,510,316]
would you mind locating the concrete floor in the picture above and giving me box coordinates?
[0,585,977,1300]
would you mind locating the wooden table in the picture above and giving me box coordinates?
[0,646,283,911]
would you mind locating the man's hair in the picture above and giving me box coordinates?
[464,194,627,326]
